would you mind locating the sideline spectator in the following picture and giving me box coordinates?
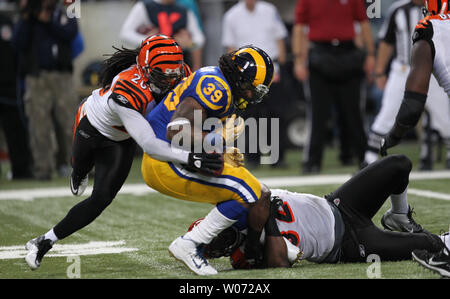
[12,0,80,180]
[0,6,33,180]
[292,0,376,174]
[120,0,205,71]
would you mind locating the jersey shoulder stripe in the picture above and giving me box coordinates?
[110,65,154,114]
[187,67,232,117]
[113,82,143,111]
[195,74,232,111]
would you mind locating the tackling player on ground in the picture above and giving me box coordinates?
[378,0,450,277]
[189,155,449,277]
[141,45,275,275]
[24,35,223,270]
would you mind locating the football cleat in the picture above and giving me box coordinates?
[168,236,218,276]
[25,235,53,270]
[412,248,450,278]
[70,171,88,197]
[381,206,424,233]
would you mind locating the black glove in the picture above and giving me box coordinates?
[244,227,264,268]
[186,152,224,177]
[380,134,401,157]
[265,196,283,237]
[270,196,283,215]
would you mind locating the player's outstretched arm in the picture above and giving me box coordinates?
[111,100,190,164]
[381,39,433,156]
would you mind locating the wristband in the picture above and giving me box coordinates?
[265,215,281,236]
[246,227,262,246]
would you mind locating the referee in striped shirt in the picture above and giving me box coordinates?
[364,0,450,170]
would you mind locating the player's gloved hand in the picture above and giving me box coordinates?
[380,134,401,157]
[264,196,283,237]
[244,241,264,268]
[270,196,283,215]
[187,152,224,177]
[244,227,264,268]
[224,147,244,167]
[216,114,245,145]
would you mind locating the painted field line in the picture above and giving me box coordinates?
[0,240,138,260]
[408,188,450,201]
[1,170,450,201]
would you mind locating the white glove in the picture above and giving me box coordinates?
[216,114,245,146]
[224,147,244,168]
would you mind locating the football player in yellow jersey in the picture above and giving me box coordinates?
[142,46,274,275]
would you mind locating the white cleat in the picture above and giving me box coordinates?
[25,236,53,270]
[70,172,88,197]
[168,236,218,276]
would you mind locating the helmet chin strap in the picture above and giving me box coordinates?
[136,57,142,75]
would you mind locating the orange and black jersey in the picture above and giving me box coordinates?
[107,65,155,115]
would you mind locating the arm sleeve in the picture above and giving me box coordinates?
[272,8,288,40]
[378,5,397,44]
[294,0,309,25]
[352,0,368,22]
[119,1,153,47]
[11,19,31,51]
[186,10,205,49]
[221,12,235,48]
[47,12,78,42]
[109,99,190,164]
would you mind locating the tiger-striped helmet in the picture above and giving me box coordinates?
[137,34,185,94]
[425,0,449,15]
[220,45,274,110]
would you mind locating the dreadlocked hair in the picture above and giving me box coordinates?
[99,46,140,89]
[218,52,243,101]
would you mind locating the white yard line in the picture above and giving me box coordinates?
[1,170,450,201]
[0,240,138,260]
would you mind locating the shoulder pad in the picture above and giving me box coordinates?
[110,92,137,110]
[194,75,232,115]
[413,17,434,44]
[110,72,153,114]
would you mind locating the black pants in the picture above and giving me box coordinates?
[53,116,136,239]
[325,155,444,262]
[305,52,367,169]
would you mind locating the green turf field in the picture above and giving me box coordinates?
[0,143,449,279]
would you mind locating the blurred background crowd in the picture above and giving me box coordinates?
[0,0,449,181]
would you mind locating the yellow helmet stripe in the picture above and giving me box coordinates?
[235,48,266,86]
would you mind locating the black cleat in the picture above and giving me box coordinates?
[25,235,53,270]
[381,206,424,233]
[412,248,450,278]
